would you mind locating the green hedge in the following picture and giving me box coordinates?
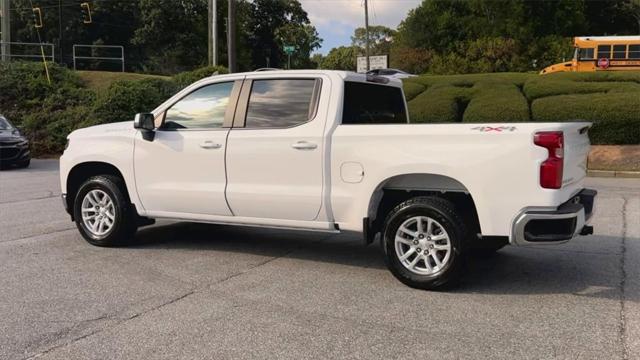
[1,63,638,155]
[532,92,640,145]
[408,85,471,123]
[0,62,230,155]
[172,65,229,89]
[90,78,178,127]
[402,80,427,101]
[463,81,529,122]
[405,71,640,145]
[523,72,640,100]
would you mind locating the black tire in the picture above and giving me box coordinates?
[382,196,468,290]
[73,175,137,247]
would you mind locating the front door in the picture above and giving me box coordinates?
[225,76,326,221]
[134,81,240,216]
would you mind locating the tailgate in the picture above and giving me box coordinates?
[562,122,591,188]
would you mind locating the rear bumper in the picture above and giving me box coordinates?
[511,189,597,245]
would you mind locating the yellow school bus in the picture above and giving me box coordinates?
[540,36,640,74]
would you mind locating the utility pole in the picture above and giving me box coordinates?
[227,0,236,73]
[58,0,63,64]
[364,0,370,71]
[1,0,10,62]
[208,0,217,66]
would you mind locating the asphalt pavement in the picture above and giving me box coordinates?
[1,159,639,360]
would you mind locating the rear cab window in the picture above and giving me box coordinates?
[342,81,408,125]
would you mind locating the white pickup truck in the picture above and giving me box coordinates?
[60,70,596,289]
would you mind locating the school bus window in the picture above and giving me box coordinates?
[597,45,611,59]
[578,48,594,60]
[612,45,626,59]
[629,45,640,59]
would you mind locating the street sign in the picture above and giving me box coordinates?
[357,55,388,73]
[284,45,295,54]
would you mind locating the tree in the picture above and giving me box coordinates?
[275,23,322,68]
[389,47,432,74]
[320,46,358,70]
[394,0,474,52]
[9,0,140,68]
[309,53,324,69]
[620,0,640,34]
[132,0,209,73]
[246,0,322,69]
[351,25,395,55]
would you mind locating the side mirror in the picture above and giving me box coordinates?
[134,113,156,141]
[134,113,155,130]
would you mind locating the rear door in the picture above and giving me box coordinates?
[225,75,326,221]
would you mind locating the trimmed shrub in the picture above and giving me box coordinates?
[532,92,640,145]
[402,80,427,101]
[91,78,178,126]
[22,105,93,154]
[408,85,471,123]
[409,72,530,88]
[405,71,639,144]
[463,81,530,122]
[524,77,640,100]
[172,65,229,89]
[0,62,95,155]
[0,61,91,126]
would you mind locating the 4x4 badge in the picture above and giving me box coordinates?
[471,126,517,132]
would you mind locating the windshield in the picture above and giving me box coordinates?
[0,116,13,130]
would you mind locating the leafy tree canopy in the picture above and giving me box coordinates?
[7,0,322,74]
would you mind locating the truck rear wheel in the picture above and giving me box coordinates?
[73,175,137,247]
[382,196,467,290]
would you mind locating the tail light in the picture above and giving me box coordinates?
[534,131,564,189]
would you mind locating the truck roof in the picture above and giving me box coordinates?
[209,69,404,88]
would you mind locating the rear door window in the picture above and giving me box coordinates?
[244,79,318,128]
[342,81,408,124]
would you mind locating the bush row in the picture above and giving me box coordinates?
[1,63,638,155]
[0,62,228,154]
[405,71,640,145]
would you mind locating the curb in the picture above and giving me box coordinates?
[587,170,640,178]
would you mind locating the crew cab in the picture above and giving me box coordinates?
[60,70,596,289]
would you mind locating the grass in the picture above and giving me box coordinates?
[404,71,640,144]
[77,71,169,94]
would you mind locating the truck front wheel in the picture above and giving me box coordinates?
[382,196,467,290]
[73,175,138,247]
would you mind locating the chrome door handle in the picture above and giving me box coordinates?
[200,141,222,149]
[291,141,317,150]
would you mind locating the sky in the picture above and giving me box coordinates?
[299,0,423,55]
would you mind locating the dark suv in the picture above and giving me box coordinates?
[0,115,30,168]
